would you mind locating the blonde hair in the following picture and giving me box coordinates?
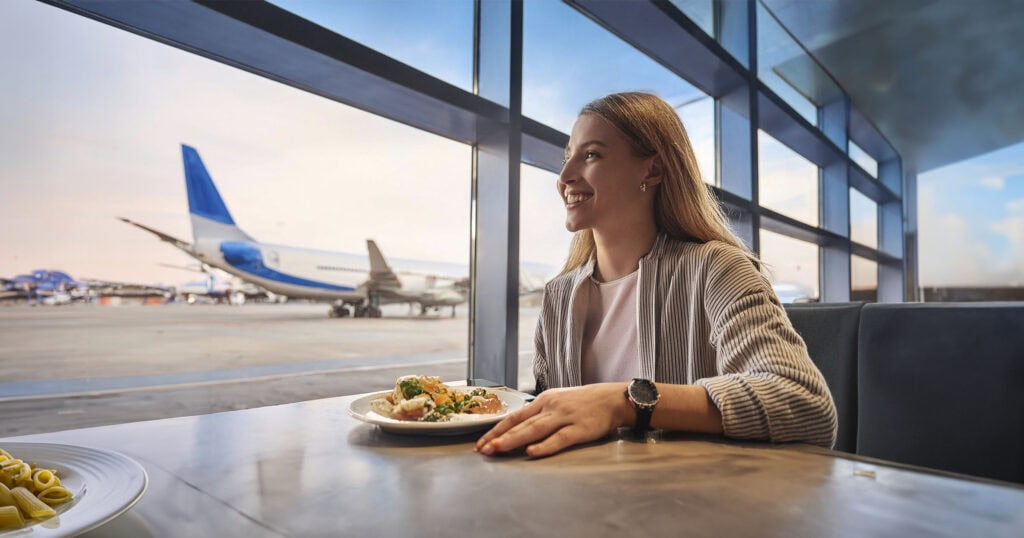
[559,91,753,275]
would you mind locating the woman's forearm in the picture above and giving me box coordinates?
[648,383,724,434]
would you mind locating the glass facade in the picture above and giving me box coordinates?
[1,0,913,422]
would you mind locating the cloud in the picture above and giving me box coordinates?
[1006,198,1024,213]
[918,184,1023,287]
[979,176,1005,190]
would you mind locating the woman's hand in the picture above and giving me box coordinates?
[475,383,634,458]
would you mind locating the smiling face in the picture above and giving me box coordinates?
[558,114,658,234]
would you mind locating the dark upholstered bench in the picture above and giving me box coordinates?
[783,301,1024,484]
[856,302,1024,484]
[784,303,863,453]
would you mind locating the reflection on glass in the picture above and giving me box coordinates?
[850,188,878,248]
[270,0,474,91]
[759,229,819,303]
[851,255,878,302]
[523,0,716,184]
[756,1,818,125]
[0,0,472,432]
[668,0,715,38]
[518,164,572,391]
[849,140,878,178]
[758,130,819,226]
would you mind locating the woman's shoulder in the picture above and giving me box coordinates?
[544,267,584,294]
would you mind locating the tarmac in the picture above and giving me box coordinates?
[0,302,539,437]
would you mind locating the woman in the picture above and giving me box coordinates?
[477,92,836,458]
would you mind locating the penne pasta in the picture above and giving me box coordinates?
[0,482,14,507]
[11,487,56,519]
[0,448,75,527]
[0,505,24,530]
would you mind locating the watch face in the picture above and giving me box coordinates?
[629,379,659,405]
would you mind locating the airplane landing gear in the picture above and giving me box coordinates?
[328,304,351,318]
[352,305,382,318]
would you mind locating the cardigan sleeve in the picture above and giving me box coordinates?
[532,308,549,394]
[693,246,837,448]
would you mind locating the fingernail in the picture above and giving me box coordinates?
[481,442,494,455]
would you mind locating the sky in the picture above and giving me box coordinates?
[1,0,1018,293]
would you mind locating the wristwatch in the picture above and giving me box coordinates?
[625,378,660,436]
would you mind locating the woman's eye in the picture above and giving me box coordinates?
[585,151,598,159]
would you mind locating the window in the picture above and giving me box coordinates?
[759,229,819,303]
[851,255,878,302]
[849,140,878,178]
[668,0,715,38]
[518,163,572,390]
[0,0,472,434]
[756,1,817,125]
[758,130,819,226]
[523,0,716,183]
[270,0,474,91]
[850,188,878,248]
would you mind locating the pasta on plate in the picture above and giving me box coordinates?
[0,448,74,530]
[371,375,505,422]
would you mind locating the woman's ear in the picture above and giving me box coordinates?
[645,155,664,186]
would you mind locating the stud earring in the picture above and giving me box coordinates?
[640,182,647,193]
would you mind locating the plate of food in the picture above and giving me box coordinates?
[0,443,147,536]
[348,376,528,435]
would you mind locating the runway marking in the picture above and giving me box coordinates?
[0,352,468,402]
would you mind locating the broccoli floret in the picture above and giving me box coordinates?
[470,388,487,397]
[399,378,424,400]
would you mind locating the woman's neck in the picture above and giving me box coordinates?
[592,221,658,282]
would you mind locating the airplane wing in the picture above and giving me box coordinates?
[119,217,193,256]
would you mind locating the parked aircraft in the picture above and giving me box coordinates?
[121,145,468,318]
[0,270,171,304]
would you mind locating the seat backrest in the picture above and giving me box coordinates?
[858,302,1024,483]
[783,303,863,453]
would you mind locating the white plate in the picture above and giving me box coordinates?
[0,443,147,537]
[348,387,526,435]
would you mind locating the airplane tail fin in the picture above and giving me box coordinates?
[367,240,401,289]
[181,144,252,242]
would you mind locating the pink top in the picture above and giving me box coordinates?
[580,270,640,384]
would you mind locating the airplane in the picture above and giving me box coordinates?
[120,144,468,318]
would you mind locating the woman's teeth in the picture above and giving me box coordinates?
[566,193,592,204]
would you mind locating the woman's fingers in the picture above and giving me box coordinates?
[475,397,544,450]
[526,425,587,458]
[480,413,564,455]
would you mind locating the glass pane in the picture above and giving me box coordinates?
[759,229,819,303]
[851,255,878,302]
[849,140,878,178]
[918,139,1024,294]
[678,95,717,185]
[518,164,573,391]
[668,0,715,38]
[270,0,474,91]
[0,0,472,435]
[850,188,878,248]
[758,130,819,226]
[756,1,817,125]
[523,0,717,185]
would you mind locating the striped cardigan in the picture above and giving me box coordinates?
[533,234,838,448]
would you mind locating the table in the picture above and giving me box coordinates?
[4,391,1023,537]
